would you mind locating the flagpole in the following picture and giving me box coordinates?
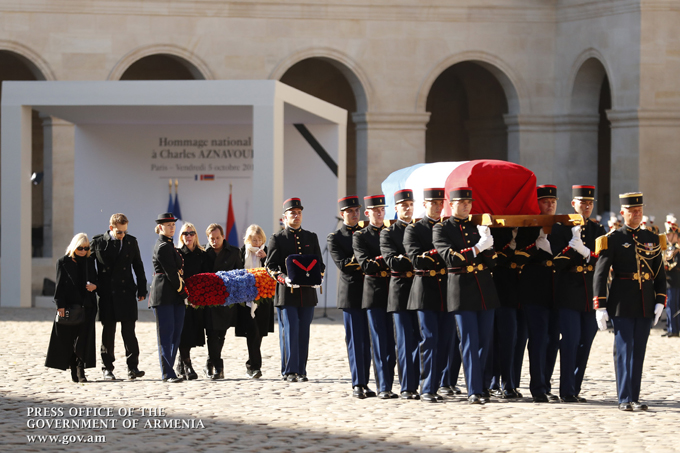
[168,179,172,194]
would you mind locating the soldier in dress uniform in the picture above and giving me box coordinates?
[433,187,499,404]
[593,192,667,411]
[550,185,606,402]
[515,185,560,403]
[380,189,420,400]
[327,196,376,399]
[404,188,457,403]
[266,198,325,382]
[353,195,397,399]
[664,215,680,337]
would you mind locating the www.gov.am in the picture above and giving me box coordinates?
[27,434,105,445]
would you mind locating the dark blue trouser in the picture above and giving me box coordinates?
[153,303,185,380]
[525,304,560,397]
[418,310,456,394]
[393,310,420,393]
[666,287,680,334]
[343,308,372,387]
[487,307,519,392]
[558,308,598,397]
[514,308,528,390]
[366,308,396,392]
[455,309,495,396]
[278,306,315,377]
[441,321,462,389]
[611,316,653,404]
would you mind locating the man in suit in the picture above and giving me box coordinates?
[353,195,397,399]
[594,192,667,411]
[266,198,324,382]
[550,185,606,402]
[91,213,147,380]
[203,223,244,380]
[380,189,420,400]
[327,196,376,399]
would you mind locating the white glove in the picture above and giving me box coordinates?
[535,229,551,254]
[509,228,518,250]
[596,309,609,331]
[474,226,494,253]
[571,225,582,238]
[568,237,591,259]
[284,277,300,288]
[654,303,665,326]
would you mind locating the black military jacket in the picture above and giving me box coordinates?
[491,228,520,309]
[266,226,324,308]
[380,219,414,313]
[551,219,606,312]
[514,226,555,309]
[327,223,365,310]
[404,217,448,312]
[353,223,390,310]
[149,235,187,308]
[593,225,667,318]
[433,216,499,312]
[204,243,244,330]
[666,244,680,289]
[91,231,147,323]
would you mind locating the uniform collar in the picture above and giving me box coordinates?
[425,215,439,225]
[159,234,173,243]
[369,223,384,231]
[288,226,302,234]
[344,223,360,232]
[397,218,410,227]
[625,224,641,233]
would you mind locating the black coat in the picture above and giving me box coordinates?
[667,246,680,289]
[551,219,607,312]
[593,225,667,318]
[266,226,324,308]
[327,223,365,310]
[404,217,448,312]
[91,231,147,323]
[235,245,275,338]
[203,243,244,330]
[491,228,520,309]
[45,255,98,370]
[178,244,209,348]
[433,216,499,312]
[515,227,555,309]
[149,235,187,308]
[353,224,390,309]
[380,220,414,313]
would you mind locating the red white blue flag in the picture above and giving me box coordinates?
[226,187,238,247]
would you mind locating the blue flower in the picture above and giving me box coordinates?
[216,270,258,306]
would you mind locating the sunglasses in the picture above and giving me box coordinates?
[76,246,90,251]
[181,231,196,237]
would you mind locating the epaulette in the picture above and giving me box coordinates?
[660,233,667,250]
[595,235,608,255]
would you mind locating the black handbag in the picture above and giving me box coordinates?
[55,305,85,326]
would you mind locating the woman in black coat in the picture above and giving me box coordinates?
[175,222,209,380]
[45,233,98,382]
[238,225,275,378]
[149,213,187,383]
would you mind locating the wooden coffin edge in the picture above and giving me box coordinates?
[470,214,585,232]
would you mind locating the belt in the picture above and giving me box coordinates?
[568,265,594,273]
[390,271,414,278]
[367,271,390,278]
[153,273,165,276]
[448,264,488,274]
[414,269,447,277]
[614,272,651,282]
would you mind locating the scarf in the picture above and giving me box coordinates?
[244,245,263,270]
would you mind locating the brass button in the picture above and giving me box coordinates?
[380,271,387,277]
[477,264,484,271]
[546,260,553,267]
[576,266,583,272]
[587,265,593,271]
[510,263,517,269]
[440,268,446,275]
[466,265,474,273]
[406,271,413,278]
[429,270,436,277]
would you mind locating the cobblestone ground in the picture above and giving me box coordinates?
[1,307,679,452]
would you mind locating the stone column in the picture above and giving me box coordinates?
[504,114,557,181]
[352,112,430,198]
[39,114,54,258]
[49,117,76,261]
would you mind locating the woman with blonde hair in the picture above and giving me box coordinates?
[45,233,98,382]
[236,224,275,378]
[175,222,208,380]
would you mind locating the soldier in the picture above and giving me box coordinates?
[433,187,499,404]
[91,213,147,381]
[664,215,680,337]
[515,185,560,403]
[353,195,397,399]
[593,192,666,411]
[550,185,606,402]
[404,188,456,403]
[380,189,420,400]
[266,198,324,382]
[327,196,376,399]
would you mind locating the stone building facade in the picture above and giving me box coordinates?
[0,0,678,299]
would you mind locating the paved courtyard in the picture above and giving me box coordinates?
[1,306,679,452]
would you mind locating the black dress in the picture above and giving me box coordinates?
[45,255,98,371]
[236,245,275,339]
[177,244,209,348]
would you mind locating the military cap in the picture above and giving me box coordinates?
[364,195,387,209]
[423,188,446,201]
[283,198,304,212]
[537,185,558,199]
[449,187,474,201]
[572,185,595,201]
[619,192,644,208]
[155,212,178,224]
[338,196,361,211]
[394,189,414,204]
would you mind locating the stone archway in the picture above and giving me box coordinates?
[119,54,205,80]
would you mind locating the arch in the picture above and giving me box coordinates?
[417,51,527,114]
[0,41,55,81]
[269,47,372,112]
[565,48,614,113]
[107,44,213,81]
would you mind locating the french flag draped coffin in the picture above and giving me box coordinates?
[184,268,276,308]
[285,254,323,286]
[381,159,539,216]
